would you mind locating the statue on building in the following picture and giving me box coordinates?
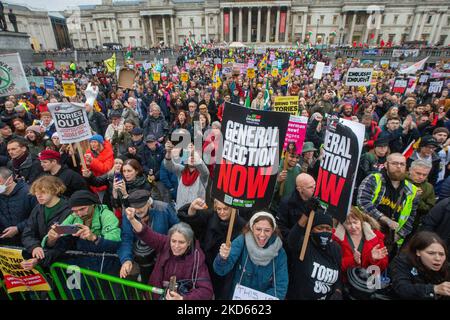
[8,9,18,33]
[0,1,8,31]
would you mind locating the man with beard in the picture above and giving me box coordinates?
[340,104,354,120]
[357,153,419,256]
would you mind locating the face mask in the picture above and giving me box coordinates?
[0,184,7,194]
[312,231,332,250]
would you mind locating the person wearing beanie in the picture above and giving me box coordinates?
[24,125,45,159]
[406,135,441,186]
[42,189,121,274]
[356,136,390,188]
[84,133,114,199]
[287,207,343,300]
[213,211,288,300]
[37,149,88,198]
[118,189,179,283]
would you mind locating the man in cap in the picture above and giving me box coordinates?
[118,189,179,282]
[14,105,34,126]
[126,127,145,161]
[298,141,320,176]
[44,190,121,267]
[141,134,165,180]
[406,135,441,186]
[38,149,88,198]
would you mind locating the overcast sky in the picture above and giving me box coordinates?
[5,0,105,11]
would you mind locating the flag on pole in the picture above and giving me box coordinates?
[398,56,429,74]
[263,79,271,110]
[402,139,421,159]
[212,65,222,89]
[244,91,251,108]
[104,53,116,73]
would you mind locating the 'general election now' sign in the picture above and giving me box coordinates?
[212,103,290,209]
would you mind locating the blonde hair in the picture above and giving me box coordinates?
[347,207,380,231]
[30,175,66,196]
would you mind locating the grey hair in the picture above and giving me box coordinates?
[0,167,13,180]
[168,222,194,246]
[211,121,221,129]
[410,159,432,170]
[150,104,161,112]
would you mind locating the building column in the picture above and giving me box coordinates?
[409,11,421,41]
[205,13,209,42]
[275,7,280,42]
[230,9,233,42]
[94,20,101,47]
[162,16,168,45]
[291,10,296,42]
[113,18,119,43]
[416,11,427,40]
[374,13,382,44]
[149,16,155,46]
[171,15,176,46]
[247,8,252,43]
[220,10,224,41]
[348,12,356,44]
[266,7,271,43]
[238,8,243,42]
[285,7,290,43]
[108,20,114,43]
[429,12,441,45]
[257,8,261,42]
[433,12,446,44]
[302,12,307,42]
[216,12,219,42]
[363,14,370,44]
[141,16,148,47]
[339,13,347,45]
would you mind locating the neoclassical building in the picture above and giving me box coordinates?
[65,0,450,48]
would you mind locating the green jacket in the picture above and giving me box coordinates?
[407,178,436,215]
[42,204,121,247]
[270,163,302,212]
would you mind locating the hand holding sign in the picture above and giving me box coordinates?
[219,243,231,260]
[85,83,99,107]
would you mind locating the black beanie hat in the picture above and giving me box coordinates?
[69,190,100,207]
[312,212,333,228]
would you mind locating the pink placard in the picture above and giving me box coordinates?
[283,116,308,153]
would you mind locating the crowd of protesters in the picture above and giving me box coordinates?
[0,43,449,300]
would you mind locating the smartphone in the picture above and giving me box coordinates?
[54,225,80,235]
[114,173,123,182]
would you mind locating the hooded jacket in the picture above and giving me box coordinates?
[143,115,168,141]
[85,140,114,193]
[136,224,214,300]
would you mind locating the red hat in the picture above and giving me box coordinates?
[38,149,61,161]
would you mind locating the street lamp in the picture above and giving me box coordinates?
[315,18,319,46]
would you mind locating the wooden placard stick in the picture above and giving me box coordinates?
[299,210,315,261]
[70,143,77,167]
[279,154,289,196]
[75,141,87,171]
[226,208,237,247]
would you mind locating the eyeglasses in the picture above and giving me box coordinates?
[388,161,406,167]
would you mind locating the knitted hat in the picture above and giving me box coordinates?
[69,190,100,207]
[89,134,104,145]
[249,211,277,231]
[38,149,61,161]
[312,212,333,228]
[25,125,41,134]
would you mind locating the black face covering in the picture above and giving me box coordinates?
[311,231,332,250]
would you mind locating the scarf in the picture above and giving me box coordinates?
[181,167,200,186]
[244,232,282,266]
[12,151,29,169]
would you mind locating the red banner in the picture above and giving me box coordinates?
[279,12,287,34]
[224,13,230,35]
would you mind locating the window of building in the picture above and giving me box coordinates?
[377,34,383,44]
[427,15,432,24]
[129,20,132,28]
[393,15,398,24]
[401,33,407,44]
[388,34,395,43]
[159,19,163,28]
[119,36,125,43]
[210,16,214,25]
[178,18,182,27]
[104,37,111,42]
[91,39,97,47]
[320,15,324,24]
[103,21,107,29]
[448,17,450,26]
[356,15,361,24]
[130,36,136,46]
[202,18,205,26]
[333,15,337,25]
[438,35,447,45]
[307,15,311,25]
[140,36,144,46]
[119,20,122,28]
[298,15,302,24]
[90,23,93,31]
[407,15,412,25]
[139,20,142,28]
[381,15,385,24]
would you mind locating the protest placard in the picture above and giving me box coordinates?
[392,78,408,94]
[313,62,325,80]
[43,77,55,89]
[180,72,189,82]
[283,115,308,153]
[62,81,77,97]
[212,103,290,209]
[118,69,135,89]
[0,53,29,97]
[153,72,161,82]
[0,247,51,294]
[428,80,444,94]
[48,102,93,144]
[232,284,279,301]
[247,68,256,79]
[314,118,365,223]
[345,68,373,86]
[273,96,299,115]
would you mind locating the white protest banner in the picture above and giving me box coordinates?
[214,58,222,65]
[0,53,29,97]
[323,65,332,74]
[91,68,98,75]
[313,62,325,80]
[428,81,444,94]
[232,284,279,300]
[398,56,429,74]
[48,102,92,144]
[345,68,373,86]
[419,74,429,84]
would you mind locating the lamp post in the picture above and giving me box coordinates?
[315,18,319,46]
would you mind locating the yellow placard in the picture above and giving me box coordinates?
[271,68,279,77]
[247,68,256,79]
[153,72,161,82]
[0,247,51,293]
[189,59,196,66]
[223,58,235,64]
[180,72,189,82]
[62,81,76,98]
[273,96,299,115]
